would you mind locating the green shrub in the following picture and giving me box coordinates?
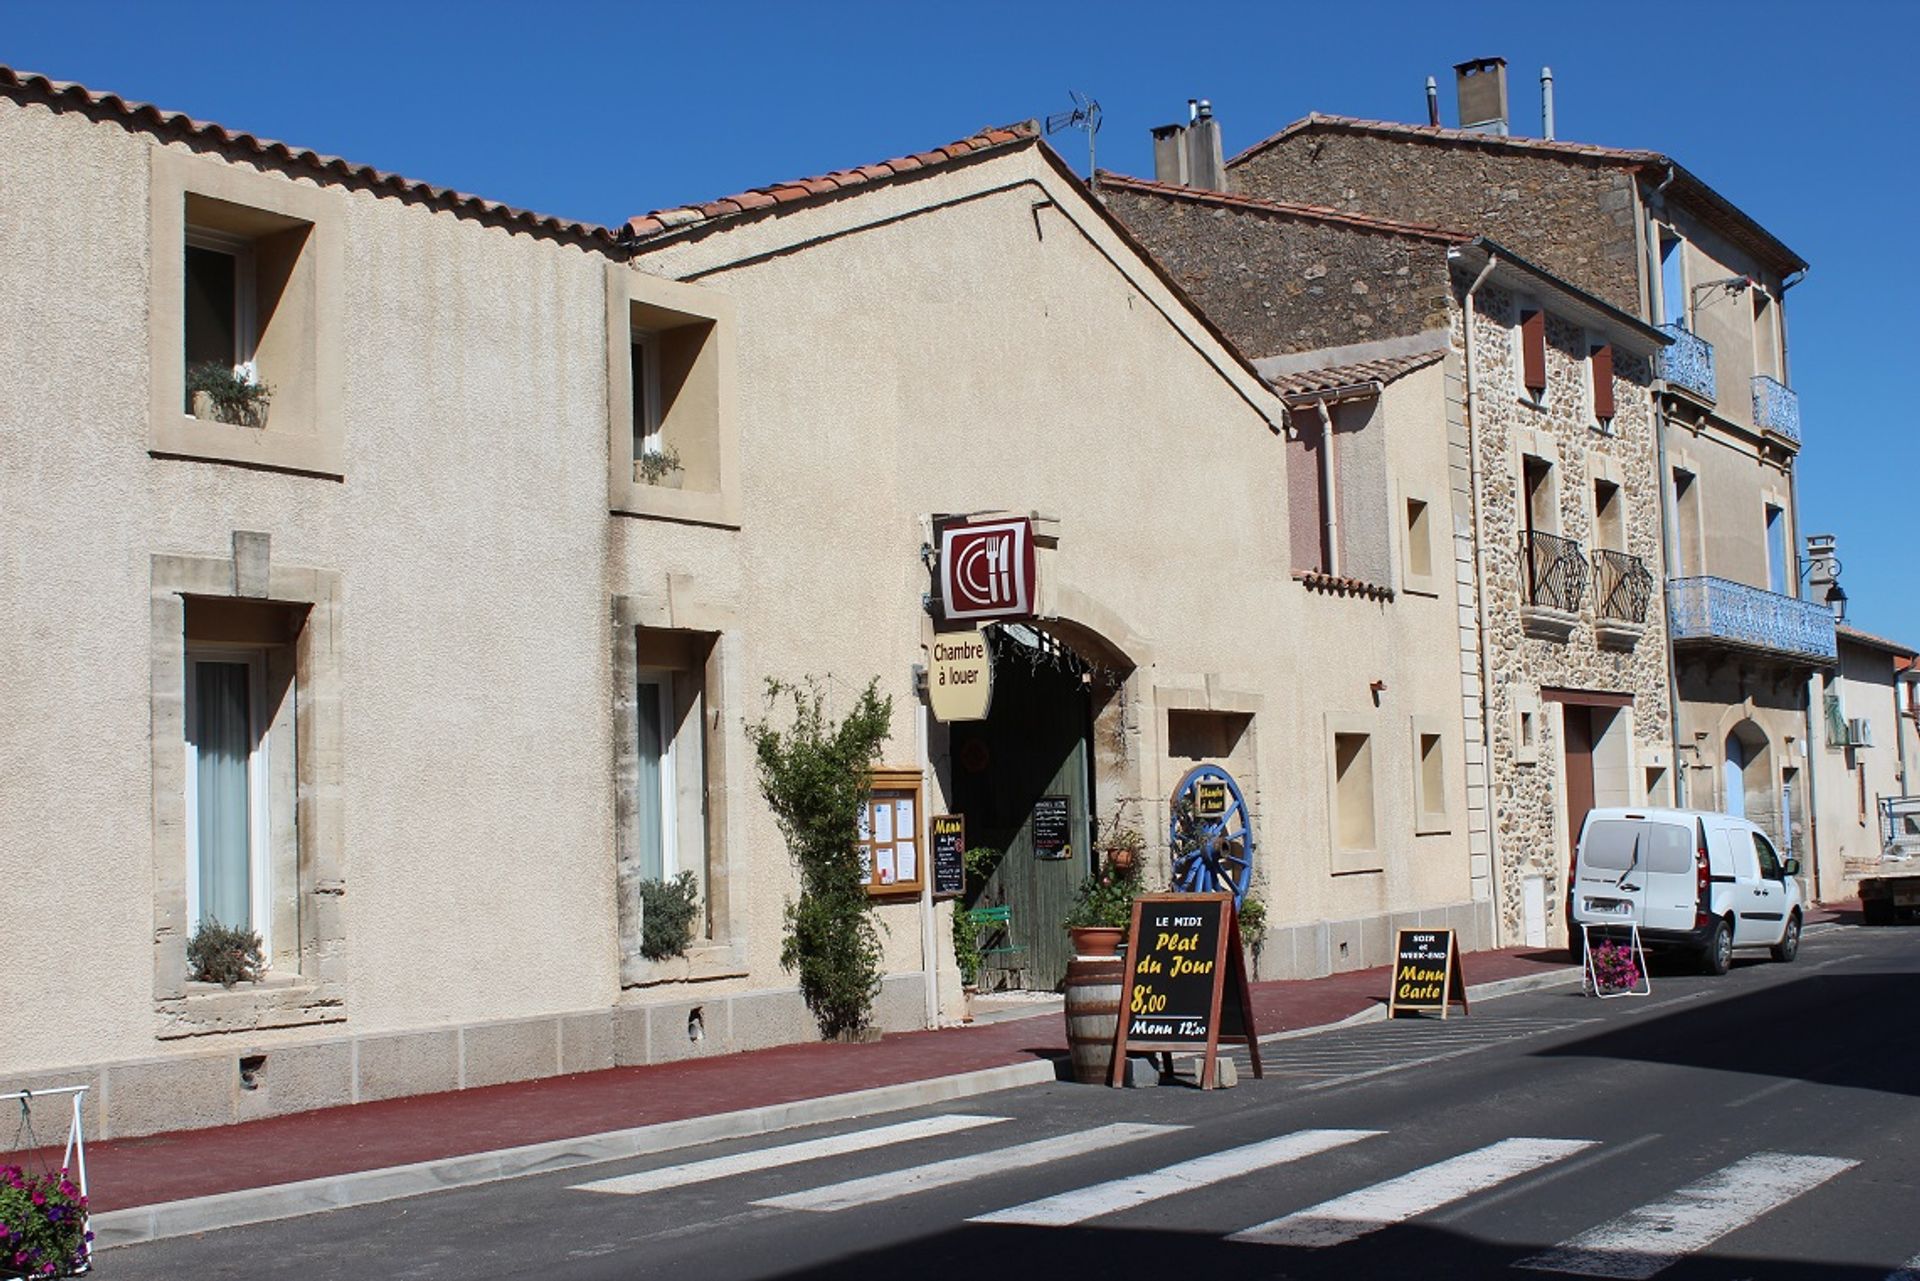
[748,677,892,1040]
[951,905,983,987]
[186,360,271,427]
[1062,859,1144,930]
[637,444,682,485]
[186,919,266,987]
[638,871,701,960]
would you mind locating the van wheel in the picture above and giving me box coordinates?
[1771,911,1801,962]
[1702,917,1733,976]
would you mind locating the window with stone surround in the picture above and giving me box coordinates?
[612,605,747,987]
[151,540,345,1040]
[1286,398,1392,591]
[1586,336,1616,433]
[1410,715,1450,836]
[1327,715,1380,873]
[149,148,344,477]
[605,264,739,528]
[1400,490,1438,597]
[1672,467,1704,577]
[1514,301,1548,407]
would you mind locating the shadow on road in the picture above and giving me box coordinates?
[1535,969,1919,1099]
[756,1218,1898,1281]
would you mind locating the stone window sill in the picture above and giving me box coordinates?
[1595,618,1645,651]
[621,942,748,989]
[157,975,343,1041]
[1415,818,1452,837]
[1520,604,1578,642]
[611,483,740,529]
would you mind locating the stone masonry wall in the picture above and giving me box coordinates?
[1103,186,1453,357]
[1453,282,1674,942]
[1234,133,1644,315]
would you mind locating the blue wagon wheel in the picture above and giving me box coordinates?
[1169,763,1254,907]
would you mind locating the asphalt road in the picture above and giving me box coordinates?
[111,924,1920,1280]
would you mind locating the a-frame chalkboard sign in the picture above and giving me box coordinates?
[1108,892,1262,1089]
[1386,928,1470,1019]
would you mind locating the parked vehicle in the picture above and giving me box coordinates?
[1858,796,1920,926]
[1567,807,1804,975]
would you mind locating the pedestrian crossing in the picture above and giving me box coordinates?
[569,1112,1894,1276]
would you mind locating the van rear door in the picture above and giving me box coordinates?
[1639,819,1698,932]
[1575,818,1647,926]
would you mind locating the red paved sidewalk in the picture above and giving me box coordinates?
[11,946,1577,1213]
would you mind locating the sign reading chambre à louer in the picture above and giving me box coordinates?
[927,628,993,722]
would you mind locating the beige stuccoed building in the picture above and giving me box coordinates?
[0,66,1482,1139]
[1809,626,1919,902]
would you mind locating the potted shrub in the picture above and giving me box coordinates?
[1098,805,1147,877]
[1588,939,1643,996]
[0,1164,90,1278]
[637,444,684,487]
[638,871,701,961]
[186,360,272,427]
[186,919,266,987]
[1062,858,1143,958]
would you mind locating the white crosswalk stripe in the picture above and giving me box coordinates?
[753,1122,1183,1213]
[569,1114,1009,1196]
[1230,1137,1597,1248]
[970,1128,1382,1227]
[1515,1151,1859,1278]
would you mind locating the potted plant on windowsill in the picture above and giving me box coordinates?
[186,919,266,988]
[187,360,271,427]
[637,444,684,488]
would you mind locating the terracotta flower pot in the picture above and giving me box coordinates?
[1068,925,1125,958]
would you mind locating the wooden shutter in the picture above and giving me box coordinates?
[1520,309,1547,394]
[1590,343,1615,419]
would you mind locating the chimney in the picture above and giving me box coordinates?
[1454,57,1509,136]
[1149,98,1230,191]
[1540,66,1555,139]
[1425,76,1440,127]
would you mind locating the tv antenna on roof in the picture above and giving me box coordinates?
[1044,89,1102,179]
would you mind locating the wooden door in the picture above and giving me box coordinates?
[950,654,1092,990]
[1562,705,1596,859]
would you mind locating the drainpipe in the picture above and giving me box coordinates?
[1645,165,1688,809]
[1316,398,1340,576]
[1789,459,1824,899]
[917,664,940,1027]
[1455,248,1503,936]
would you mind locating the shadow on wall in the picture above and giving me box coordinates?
[759,1219,1900,1281]
[1535,969,1919,1100]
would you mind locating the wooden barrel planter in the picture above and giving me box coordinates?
[1063,955,1125,1084]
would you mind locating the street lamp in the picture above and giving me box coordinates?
[1799,534,1846,625]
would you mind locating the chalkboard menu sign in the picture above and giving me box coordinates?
[1108,893,1263,1089]
[931,814,966,900]
[1387,928,1469,1018]
[1032,794,1072,860]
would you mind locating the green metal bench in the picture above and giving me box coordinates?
[960,904,1028,990]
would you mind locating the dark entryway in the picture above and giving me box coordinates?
[950,631,1094,991]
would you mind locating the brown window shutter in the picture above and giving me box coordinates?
[1521,310,1547,394]
[1591,343,1615,419]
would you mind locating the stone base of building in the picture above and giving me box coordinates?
[5,974,933,1143]
[1248,898,1497,981]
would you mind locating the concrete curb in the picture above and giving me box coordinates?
[92,1058,1056,1249]
[84,956,1672,1249]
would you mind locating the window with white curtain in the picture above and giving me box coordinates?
[635,670,678,881]
[184,649,271,953]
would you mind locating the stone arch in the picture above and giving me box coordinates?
[1720,718,1774,828]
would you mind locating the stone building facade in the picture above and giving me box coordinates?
[1103,173,1673,946]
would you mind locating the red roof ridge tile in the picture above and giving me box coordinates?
[624,121,1039,243]
[1268,349,1445,399]
[1095,171,1470,243]
[0,63,618,247]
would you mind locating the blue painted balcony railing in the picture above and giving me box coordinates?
[1752,374,1801,446]
[1657,324,1716,402]
[1667,576,1836,664]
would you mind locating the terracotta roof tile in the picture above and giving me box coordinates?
[0,64,618,247]
[623,122,1038,243]
[1095,171,1471,243]
[1268,350,1445,399]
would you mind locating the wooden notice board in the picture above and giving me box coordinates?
[930,814,966,900]
[858,768,924,896]
[1387,928,1469,1018]
[1108,892,1262,1089]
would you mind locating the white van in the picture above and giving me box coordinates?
[1568,807,1805,975]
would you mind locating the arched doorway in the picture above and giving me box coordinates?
[947,621,1128,990]
[1723,721,1773,826]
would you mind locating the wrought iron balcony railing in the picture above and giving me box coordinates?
[1592,549,1653,624]
[1523,529,1587,613]
[1667,575,1836,664]
[1657,323,1716,403]
[1752,374,1801,446]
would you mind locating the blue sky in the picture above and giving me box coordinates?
[8,1,1914,641]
